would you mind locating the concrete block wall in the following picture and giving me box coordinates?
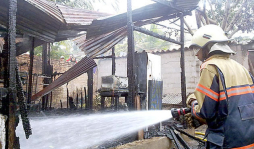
[96,44,249,102]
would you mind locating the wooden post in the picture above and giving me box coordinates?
[101,97,105,110]
[6,0,18,148]
[27,38,34,110]
[180,14,187,107]
[87,69,93,110]
[81,90,83,110]
[135,95,144,140]
[127,0,136,110]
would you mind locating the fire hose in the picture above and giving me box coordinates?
[165,107,207,148]
[171,108,202,129]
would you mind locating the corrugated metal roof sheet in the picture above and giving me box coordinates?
[0,0,109,43]
[26,0,65,23]
[86,0,199,39]
[57,4,110,26]
[73,0,200,58]
[31,56,97,100]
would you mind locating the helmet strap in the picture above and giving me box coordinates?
[201,47,210,62]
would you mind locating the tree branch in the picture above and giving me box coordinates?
[195,10,202,28]
[228,27,240,38]
[203,0,210,24]
[183,18,194,36]
[230,0,241,10]
[225,0,246,32]
[222,0,230,30]
[200,15,207,26]
[208,18,218,25]
[207,0,215,19]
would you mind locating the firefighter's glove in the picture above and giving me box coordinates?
[184,113,194,128]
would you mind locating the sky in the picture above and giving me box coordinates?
[93,0,155,15]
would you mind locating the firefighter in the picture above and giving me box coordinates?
[187,24,254,148]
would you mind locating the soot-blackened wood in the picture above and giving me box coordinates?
[87,69,93,110]
[112,47,116,75]
[27,37,35,109]
[7,0,19,148]
[180,15,187,107]
[127,0,135,110]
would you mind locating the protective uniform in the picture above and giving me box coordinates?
[188,25,254,148]
[191,53,254,148]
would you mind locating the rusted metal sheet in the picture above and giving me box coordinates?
[25,0,65,23]
[72,0,198,58]
[0,0,109,44]
[31,56,97,100]
[74,13,188,58]
[74,27,127,57]
[57,4,110,26]
[86,0,199,39]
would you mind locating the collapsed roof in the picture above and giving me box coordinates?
[73,0,200,57]
[0,0,110,55]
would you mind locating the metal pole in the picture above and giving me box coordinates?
[27,37,35,109]
[180,14,187,107]
[7,0,18,147]
[127,0,135,110]
[112,47,116,75]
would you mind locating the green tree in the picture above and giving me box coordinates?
[134,24,172,51]
[115,24,172,56]
[34,40,73,59]
[185,0,254,38]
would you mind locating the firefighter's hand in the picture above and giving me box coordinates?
[184,113,194,128]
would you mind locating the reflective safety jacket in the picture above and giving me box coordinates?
[192,54,254,148]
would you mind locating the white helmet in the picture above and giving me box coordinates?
[190,25,235,54]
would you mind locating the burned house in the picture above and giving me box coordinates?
[0,0,200,148]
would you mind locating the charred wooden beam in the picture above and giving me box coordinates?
[7,0,18,148]
[67,87,69,109]
[84,87,88,109]
[180,15,187,107]
[76,90,78,109]
[127,0,136,110]
[27,37,35,109]
[112,47,116,75]
[81,91,83,110]
[41,43,48,110]
[93,55,112,59]
[16,66,32,139]
[133,26,182,45]
[87,69,93,110]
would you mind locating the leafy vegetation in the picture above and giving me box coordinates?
[34,40,74,60]
[187,0,254,38]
